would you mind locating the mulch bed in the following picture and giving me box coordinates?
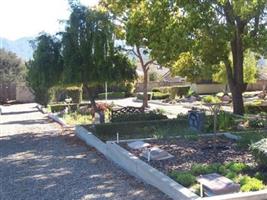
[120,136,254,174]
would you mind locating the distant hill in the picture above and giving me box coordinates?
[0,37,34,61]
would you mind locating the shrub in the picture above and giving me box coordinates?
[202,95,221,104]
[152,92,170,100]
[249,118,265,128]
[92,119,187,141]
[169,171,196,187]
[49,85,82,104]
[170,86,191,98]
[97,92,125,100]
[250,138,267,167]
[48,103,79,113]
[226,162,249,173]
[245,104,267,114]
[240,176,265,192]
[191,163,221,175]
[136,92,152,100]
[111,112,168,123]
[152,86,190,99]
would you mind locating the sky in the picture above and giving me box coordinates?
[0,0,99,40]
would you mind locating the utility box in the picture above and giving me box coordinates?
[188,109,205,132]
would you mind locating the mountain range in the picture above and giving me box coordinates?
[0,37,34,61]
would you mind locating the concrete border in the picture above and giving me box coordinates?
[75,126,199,200]
[36,104,48,114]
[75,126,267,200]
[48,113,71,128]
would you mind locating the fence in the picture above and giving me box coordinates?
[0,82,16,103]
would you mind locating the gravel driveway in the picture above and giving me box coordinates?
[0,103,169,200]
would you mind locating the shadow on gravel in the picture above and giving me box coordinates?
[1,110,39,115]
[1,119,51,125]
[0,131,168,200]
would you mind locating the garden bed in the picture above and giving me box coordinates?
[119,135,267,195]
[120,136,254,174]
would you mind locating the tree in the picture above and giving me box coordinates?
[101,0,155,108]
[27,34,63,105]
[62,2,136,108]
[172,52,218,83]
[0,49,25,83]
[146,0,267,115]
[213,50,258,84]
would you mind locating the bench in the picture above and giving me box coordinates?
[197,173,240,197]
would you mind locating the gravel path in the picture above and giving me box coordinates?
[0,103,169,200]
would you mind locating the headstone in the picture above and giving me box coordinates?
[197,173,240,197]
[141,147,174,161]
[128,141,150,150]
[188,110,205,132]
[94,112,100,124]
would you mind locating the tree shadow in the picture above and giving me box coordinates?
[1,110,39,115]
[0,131,169,200]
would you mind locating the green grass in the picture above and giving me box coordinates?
[85,119,200,141]
[170,162,267,192]
[62,112,93,125]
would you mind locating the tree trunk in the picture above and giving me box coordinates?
[84,84,97,111]
[230,84,245,115]
[228,23,246,115]
[142,70,149,108]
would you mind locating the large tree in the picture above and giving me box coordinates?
[27,34,63,105]
[144,0,267,115]
[62,2,136,108]
[0,49,25,83]
[101,0,156,108]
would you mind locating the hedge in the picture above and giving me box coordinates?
[49,85,82,104]
[152,86,190,99]
[48,102,90,113]
[152,92,170,100]
[111,112,168,123]
[97,92,125,100]
[245,104,267,114]
[90,119,188,141]
[136,92,153,100]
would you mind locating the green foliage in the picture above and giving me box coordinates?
[169,171,196,187]
[0,49,26,83]
[248,118,265,128]
[62,112,92,125]
[250,138,267,167]
[191,163,221,176]
[172,52,217,83]
[240,176,265,192]
[136,92,152,100]
[27,34,63,105]
[213,51,258,84]
[92,119,188,141]
[245,104,267,114]
[152,86,190,99]
[49,85,82,104]
[62,3,136,105]
[226,162,249,174]
[97,92,125,100]
[202,96,221,104]
[111,112,167,123]
[48,103,79,113]
[152,92,170,100]
[149,72,159,81]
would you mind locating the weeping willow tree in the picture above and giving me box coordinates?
[62,1,136,108]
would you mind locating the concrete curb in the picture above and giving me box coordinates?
[75,126,199,200]
[36,104,48,114]
[48,113,72,128]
